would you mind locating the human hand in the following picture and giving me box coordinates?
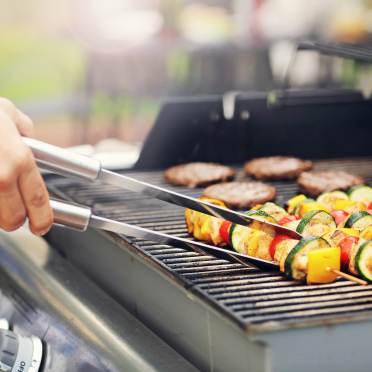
[0,98,53,235]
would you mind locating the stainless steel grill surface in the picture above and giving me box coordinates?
[47,158,372,333]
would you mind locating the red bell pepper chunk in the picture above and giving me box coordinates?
[219,220,232,245]
[368,201,372,211]
[269,235,291,260]
[339,236,359,268]
[278,215,299,226]
[330,210,349,226]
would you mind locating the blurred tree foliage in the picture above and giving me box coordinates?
[0,0,83,103]
[0,30,83,103]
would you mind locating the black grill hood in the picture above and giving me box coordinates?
[136,89,372,169]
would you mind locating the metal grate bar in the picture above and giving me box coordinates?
[243,304,372,324]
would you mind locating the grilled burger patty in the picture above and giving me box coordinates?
[298,171,364,197]
[203,181,276,209]
[244,156,313,180]
[164,162,236,188]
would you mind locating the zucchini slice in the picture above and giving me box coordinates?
[316,191,348,209]
[254,225,276,261]
[345,211,372,230]
[281,218,301,231]
[348,185,372,205]
[229,224,253,254]
[258,202,286,222]
[361,226,372,240]
[229,222,274,259]
[275,239,299,271]
[296,210,336,237]
[284,237,330,281]
[246,209,277,223]
[355,240,372,282]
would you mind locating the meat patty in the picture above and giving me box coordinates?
[298,171,364,197]
[244,156,313,180]
[164,162,236,188]
[203,181,276,209]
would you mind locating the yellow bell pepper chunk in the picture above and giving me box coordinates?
[193,223,203,241]
[338,228,359,237]
[198,196,226,207]
[333,199,354,210]
[287,194,307,213]
[200,218,212,242]
[246,230,261,256]
[191,196,226,242]
[307,247,340,284]
[184,208,193,233]
[333,199,366,213]
[355,202,367,211]
[300,202,329,217]
[361,226,372,240]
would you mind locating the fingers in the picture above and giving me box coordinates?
[0,97,34,137]
[0,114,27,230]
[0,177,26,232]
[15,111,34,137]
[18,155,53,236]
[0,97,51,235]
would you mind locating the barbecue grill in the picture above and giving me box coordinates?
[39,89,372,372]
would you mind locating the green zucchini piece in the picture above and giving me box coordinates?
[316,191,348,209]
[355,240,372,282]
[348,184,367,195]
[296,210,336,237]
[229,224,237,250]
[345,211,372,230]
[258,202,286,222]
[284,237,330,280]
[246,209,277,223]
[348,185,372,204]
[229,224,252,254]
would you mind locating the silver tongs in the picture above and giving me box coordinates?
[50,199,278,270]
[23,137,303,269]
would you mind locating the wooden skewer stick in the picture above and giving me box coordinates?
[326,267,368,286]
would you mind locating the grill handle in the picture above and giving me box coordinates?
[23,137,101,181]
[50,199,92,232]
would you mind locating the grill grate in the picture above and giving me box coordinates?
[47,157,372,332]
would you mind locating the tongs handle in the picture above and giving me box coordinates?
[50,199,92,232]
[23,137,101,181]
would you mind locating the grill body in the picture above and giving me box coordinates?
[46,91,372,372]
[47,159,372,372]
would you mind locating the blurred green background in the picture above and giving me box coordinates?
[1,0,372,147]
[0,31,82,102]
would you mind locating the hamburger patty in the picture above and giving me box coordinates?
[298,171,364,197]
[244,156,313,180]
[164,162,236,188]
[203,181,276,209]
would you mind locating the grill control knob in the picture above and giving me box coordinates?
[0,329,42,372]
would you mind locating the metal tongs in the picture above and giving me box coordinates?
[24,138,303,270]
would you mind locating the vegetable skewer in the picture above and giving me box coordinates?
[185,185,372,284]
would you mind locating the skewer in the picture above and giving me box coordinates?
[326,267,368,286]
